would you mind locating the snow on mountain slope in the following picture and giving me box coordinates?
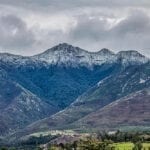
[33,43,149,67]
[32,43,117,67]
[117,50,149,65]
[0,43,144,67]
[0,43,149,68]
[0,53,45,67]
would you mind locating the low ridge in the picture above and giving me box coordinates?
[75,88,150,131]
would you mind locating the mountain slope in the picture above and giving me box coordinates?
[0,67,58,135]
[74,88,150,131]
[19,62,150,135]
[0,43,148,109]
[0,43,149,137]
[0,44,124,136]
[0,44,122,109]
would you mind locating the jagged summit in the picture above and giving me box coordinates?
[33,44,149,66]
[43,43,85,54]
[117,50,149,64]
[37,44,113,56]
[117,50,145,57]
[97,48,115,55]
[0,43,149,67]
[33,44,118,66]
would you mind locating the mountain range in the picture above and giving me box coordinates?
[0,43,149,140]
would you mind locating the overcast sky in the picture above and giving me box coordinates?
[0,0,150,57]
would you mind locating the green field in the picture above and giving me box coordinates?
[110,142,150,150]
[110,142,133,150]
[143,143,150,150]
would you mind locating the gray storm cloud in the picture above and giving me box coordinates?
[0,0,150,56]
[70,11,150,53]
[0,0,150,10]
[0,15,35,51]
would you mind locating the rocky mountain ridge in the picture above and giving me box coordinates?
[0,43,149,138]
[0,43,149,68]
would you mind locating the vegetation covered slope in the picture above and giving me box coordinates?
[75,88,150,130]
[19,62,150,136]
[0,43,149,137]
[0,66,58,136]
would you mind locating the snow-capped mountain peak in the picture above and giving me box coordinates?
[32,44,117,67]
[117,50,149,65]
[33,44,149,67]
[42,43,84,54]
[97,48,115,55]
[117,50,144,58]
[0,43,149,67]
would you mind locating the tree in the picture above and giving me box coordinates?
[72,141,78,150]
[0,148,8,150]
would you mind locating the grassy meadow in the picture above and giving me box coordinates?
[110,142,150,150]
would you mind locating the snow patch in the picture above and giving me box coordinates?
[139,78,146,84]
